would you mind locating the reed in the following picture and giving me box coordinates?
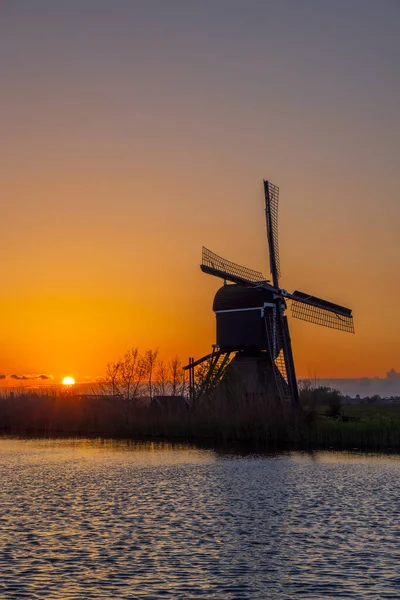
[0,388,399,449]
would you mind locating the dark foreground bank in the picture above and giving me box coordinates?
[1,392,400,449]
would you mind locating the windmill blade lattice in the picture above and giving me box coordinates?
[263,306,299,404]
[201,247,268,285]
[264,181,281,287]
[290,299,354,333]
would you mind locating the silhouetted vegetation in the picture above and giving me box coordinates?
[1,387,399,449]
[299,381,343,419]
[0,386,296,444]
[99,348,186,399]
[1,354,400,449]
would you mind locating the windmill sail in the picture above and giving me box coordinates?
[280,313,299,405]
[263,180,281,288]
[289,290,354,333]
[263,301,299,406]
[201,247,268,286]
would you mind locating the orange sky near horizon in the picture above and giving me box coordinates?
[1,1,399,386]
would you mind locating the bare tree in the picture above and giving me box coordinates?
[104,360,122,396]
[143,349,158,400]
[101,348,187,402]
[153,359,168,396]
[169,356,186,396]
[100,348,147,401]
[120,347,146,401]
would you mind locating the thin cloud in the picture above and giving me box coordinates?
[9,373,53,381]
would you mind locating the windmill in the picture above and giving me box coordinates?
[184,181,354,406]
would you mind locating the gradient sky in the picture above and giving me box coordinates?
[1,0,399,384]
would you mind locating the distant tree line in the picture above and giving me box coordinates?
[354,394,400,404]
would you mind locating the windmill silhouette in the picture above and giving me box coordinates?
[185,181,354,405]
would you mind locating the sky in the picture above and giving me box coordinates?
[1,0,399,386]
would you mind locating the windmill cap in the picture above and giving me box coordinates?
[213,284,276,312]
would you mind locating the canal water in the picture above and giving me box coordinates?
[0,438,399,599]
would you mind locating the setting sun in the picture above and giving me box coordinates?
[62,376,75,386]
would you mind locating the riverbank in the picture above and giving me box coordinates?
[1,392,399,450]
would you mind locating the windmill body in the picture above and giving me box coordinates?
[184,181,354,406]
[213,284,278,354]
[213,283,291,402]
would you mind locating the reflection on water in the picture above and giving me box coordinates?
[0,438,399,599]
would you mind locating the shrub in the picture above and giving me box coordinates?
[299,382,343,418]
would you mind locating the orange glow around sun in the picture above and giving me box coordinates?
[62,376,75,386]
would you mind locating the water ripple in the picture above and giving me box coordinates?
[0,439,399,599]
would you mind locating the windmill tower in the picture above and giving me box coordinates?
[185,181,354,406]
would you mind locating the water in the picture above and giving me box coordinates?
[0,438,399,599]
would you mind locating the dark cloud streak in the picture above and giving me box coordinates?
[9,374,53,381]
